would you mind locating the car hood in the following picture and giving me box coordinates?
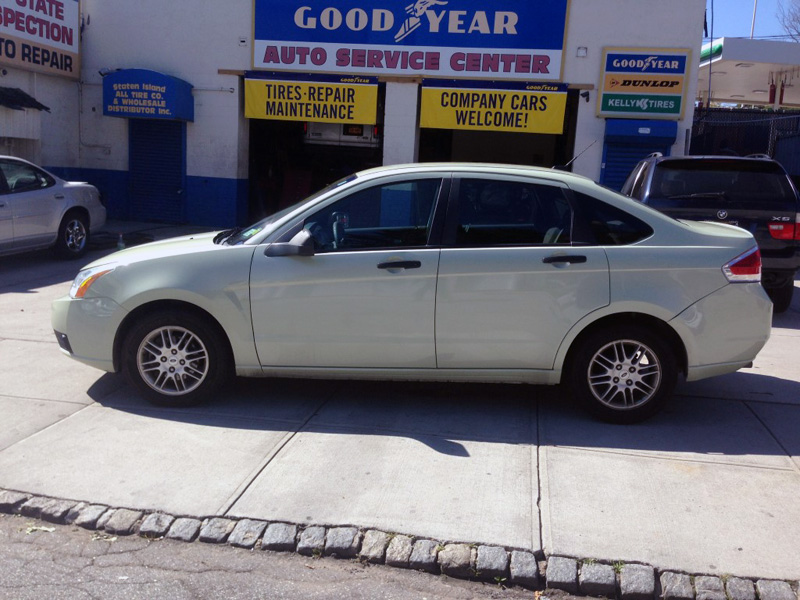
[81,231,226,270]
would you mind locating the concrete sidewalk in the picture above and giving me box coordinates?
[0,224,798,584]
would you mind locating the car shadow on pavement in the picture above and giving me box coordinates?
[88,370,799,461]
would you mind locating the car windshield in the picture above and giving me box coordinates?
[222,174,358,245]
[650,160,797,202]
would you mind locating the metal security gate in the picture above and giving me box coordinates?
[129,119,186,222]
[600,120,678,191]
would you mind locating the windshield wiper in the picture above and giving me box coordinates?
[213,227,242,245]
[666,191,728,200]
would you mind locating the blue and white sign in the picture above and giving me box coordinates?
[253,0,569,81]
[103,69,194,121]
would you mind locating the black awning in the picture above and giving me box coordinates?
[0,87,50,112]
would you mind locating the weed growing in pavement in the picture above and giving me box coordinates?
[613,561,625,574]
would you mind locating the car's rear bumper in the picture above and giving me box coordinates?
[51,295,126,372]
[671,282,772,382]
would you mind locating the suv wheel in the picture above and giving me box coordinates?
[766,278,795,313]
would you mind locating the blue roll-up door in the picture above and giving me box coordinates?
[129,119,186,222]
[600,120,678,191]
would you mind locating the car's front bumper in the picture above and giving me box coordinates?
[51,295,127,372]
[671,282,773,382]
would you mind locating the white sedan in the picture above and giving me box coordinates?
[0,156,106,259]
[52,163,772,423]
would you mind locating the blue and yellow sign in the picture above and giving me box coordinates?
[103,69,194,121]
[420,80,567,134]
[252,0,570,81]
[598,48,691,120]
[245,72,378,124]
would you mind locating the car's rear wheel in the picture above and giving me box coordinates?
[766,278,794,314]
[122,310,231,407]
[569,325,677,423]
[54,212,89,259]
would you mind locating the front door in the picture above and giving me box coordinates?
[250,176,445,368]
[0,159,60,250]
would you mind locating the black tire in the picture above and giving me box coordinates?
[765,279,794,314]
[568,325,677,424]
[122,310,232,407]
[54,212,89,259]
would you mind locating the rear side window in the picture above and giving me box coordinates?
[452,178,572,246]
[650,160,797,203]
[574,192,653,245]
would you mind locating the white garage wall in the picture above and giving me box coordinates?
[563,0,706,179]
[26,0,705,205]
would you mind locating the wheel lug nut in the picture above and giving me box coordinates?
[169,367,175,373]
[171,349,177,355]
[160,357,167,362]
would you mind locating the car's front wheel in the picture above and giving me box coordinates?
[569,325,677,423]
[54,212,89,259]
[122,310,232,407]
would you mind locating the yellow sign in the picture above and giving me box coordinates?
[603,74,684,95]
[420,84,567,134]
[245,78,377,124]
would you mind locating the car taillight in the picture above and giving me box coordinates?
[723,246,761,283]
[768,215,800,240]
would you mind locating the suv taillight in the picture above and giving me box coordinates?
[723,246,762,283]
[768,214,800,240]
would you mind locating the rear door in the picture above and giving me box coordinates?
[435,175,610,370]
[0,170,12,251]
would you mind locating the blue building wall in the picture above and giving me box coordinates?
[47,166,248,227]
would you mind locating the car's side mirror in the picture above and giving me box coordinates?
[264,228,315,257]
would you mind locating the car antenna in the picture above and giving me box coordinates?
[552,140,597,171]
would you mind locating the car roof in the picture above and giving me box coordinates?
[648,154,780,164]
[353,162,597,186]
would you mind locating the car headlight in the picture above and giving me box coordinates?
[70,264,117,299]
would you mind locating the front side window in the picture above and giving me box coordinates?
[303,178,441,252]
[453,178,572,246]
[0,160,54,194]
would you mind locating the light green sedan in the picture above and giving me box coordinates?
[52,164,772,423]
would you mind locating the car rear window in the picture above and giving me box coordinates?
[650,160,797,203]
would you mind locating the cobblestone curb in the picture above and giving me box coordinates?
[1,490,799,598]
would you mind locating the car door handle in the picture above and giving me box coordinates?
[542,255,587,264]
[377,260,421,270]
[54,194,65,199]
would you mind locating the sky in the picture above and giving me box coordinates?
[705,0,791,40]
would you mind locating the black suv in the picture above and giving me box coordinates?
[622,155,800,312]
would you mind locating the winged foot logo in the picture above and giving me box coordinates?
[292,1,520,41]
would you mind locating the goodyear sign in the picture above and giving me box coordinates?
[598,48,691,120]
[245,72,378,124]
[252,0,569,81]
[420,80,567,134]
[0,0,80,79]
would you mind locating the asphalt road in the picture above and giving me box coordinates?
[0,512,535,600]
[1,225,799,587]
